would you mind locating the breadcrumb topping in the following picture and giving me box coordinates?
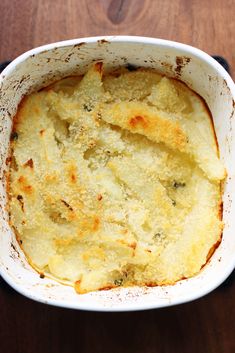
[8,63,225,294]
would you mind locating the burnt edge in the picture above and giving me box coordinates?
[175,56,191,76]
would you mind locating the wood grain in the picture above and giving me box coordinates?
[0,1,234,352]
[0,277,234,353]
[0,0,234,75]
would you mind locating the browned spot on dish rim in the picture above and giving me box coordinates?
[97,39,110,45]
[73,42,86,49]
[175,56,191,76]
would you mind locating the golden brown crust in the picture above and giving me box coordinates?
[102,101,187,151]
[8,63,225,294]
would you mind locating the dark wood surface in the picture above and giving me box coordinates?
[0,1,234,352]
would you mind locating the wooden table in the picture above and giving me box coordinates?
[0,1,234,352]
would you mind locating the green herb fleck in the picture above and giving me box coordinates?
[114,278,123,286]
[172,200,176,206]
[153,232,162,239]
[83,104,93,112]
[173,181,186,189]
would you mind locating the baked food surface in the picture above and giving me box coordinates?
[8,63,225,293]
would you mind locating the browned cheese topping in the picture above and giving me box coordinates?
[8,63,225,293]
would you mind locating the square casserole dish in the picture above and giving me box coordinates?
[0,36,234,312]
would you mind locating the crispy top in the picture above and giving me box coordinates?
[8,64,225,293]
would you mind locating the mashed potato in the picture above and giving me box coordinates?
[8,63,225,293]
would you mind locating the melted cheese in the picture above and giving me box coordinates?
[8,64,225,294]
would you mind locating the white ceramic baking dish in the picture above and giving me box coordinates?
[0,36,234,312]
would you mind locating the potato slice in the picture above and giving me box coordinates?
[102,101,187,151]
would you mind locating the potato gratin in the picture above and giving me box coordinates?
[8,63,225,293]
